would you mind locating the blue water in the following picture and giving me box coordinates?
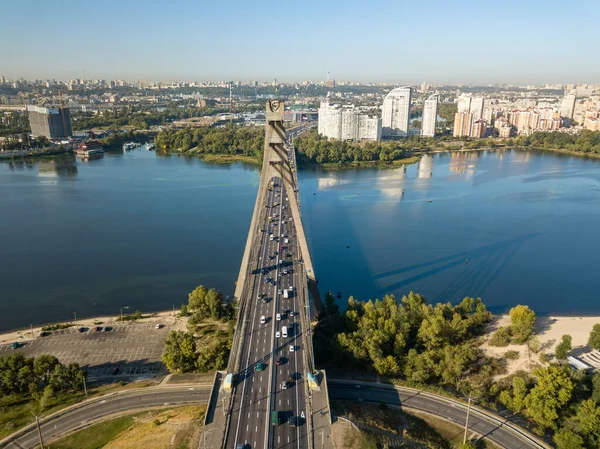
[1,149,600,331]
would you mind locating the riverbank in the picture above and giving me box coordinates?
[317,156,420,170]
[482,314,600,377]
[0,310,185,346]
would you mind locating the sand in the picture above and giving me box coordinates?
[481,315,600,376]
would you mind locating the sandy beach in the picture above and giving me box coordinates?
[0,310,185,346]
[482,314,600,376]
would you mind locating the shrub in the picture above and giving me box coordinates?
[504,350,520,361]
[489,327,512,347]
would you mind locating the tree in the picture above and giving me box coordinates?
[509,305,536,344]
[592,374,600,404]
[589,323,600,350]
[162,331,197,373]
[458,442,477,449]
[324,291,339,316]
[524,365,574,429]
[553,428,585,449]
[498,375,529,414]
[489,326,511,347]
[373,355,400,376]
[187,285,226,320]
[572,399,600,446]
[555,334,572,360]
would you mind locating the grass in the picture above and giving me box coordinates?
[405,409,502,449]
[47,414,138,449]
[319,157,419,170]
[0,381,157,440]
[197,153,259,164]
[332,400,450,449]
[47,406,206,449]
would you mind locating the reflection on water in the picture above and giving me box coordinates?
[417,154,433,179]
[38,155,78,178]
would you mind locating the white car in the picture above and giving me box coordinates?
[260,316,266,324]
[276,313,281,321]
[289,345,295,352]
[288,286,293,292]
[276,331,281,338]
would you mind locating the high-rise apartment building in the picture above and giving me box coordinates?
[560,94,576,120]
[27,105,72,139]
[421,95,438,137]
[457,94,471,113]
[470,97,485,120]
[318,102,381,141]
[453,112,472,137]
[382,87,412,137]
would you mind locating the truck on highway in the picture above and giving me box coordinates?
[282,326,288,338]
[283,290,289,299]
[271,411,281,425]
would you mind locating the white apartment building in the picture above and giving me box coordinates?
[421,95,438,137]
[470,97,484,120]
[382,87,412,137]
[560,94,576,120]
[318,102,381,141]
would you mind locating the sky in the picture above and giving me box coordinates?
[1,0,599,85]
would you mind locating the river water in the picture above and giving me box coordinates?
[1,148,600,331]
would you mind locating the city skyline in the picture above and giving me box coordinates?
[2,0,600,84]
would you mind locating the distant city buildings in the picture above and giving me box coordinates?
[317,102,381,141]
[27,105,72,139]
[421,95,438,137]
[382,87,412,137]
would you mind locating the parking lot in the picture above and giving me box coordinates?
[0,322,169,379]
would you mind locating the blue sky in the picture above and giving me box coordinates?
[1,0,599,84]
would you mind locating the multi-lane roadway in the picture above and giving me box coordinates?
[224,169,308,449]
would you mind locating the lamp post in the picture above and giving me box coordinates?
[30,411,44,449]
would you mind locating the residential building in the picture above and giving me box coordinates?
[382,87,412,137]
[453,112,472,137]
[469,98,483,120]
[457,94,471,113]
[317,102,381,141]
[584,116,600,131]
[560,94,576,120]
[421,95,438,137]
[498,124,513,138]
[470,119,486,138]
[27,105,72,139]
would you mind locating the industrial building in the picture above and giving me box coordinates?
[27,105,72,139]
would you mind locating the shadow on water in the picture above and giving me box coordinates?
[301,181,379,306]
[374,233,539,300]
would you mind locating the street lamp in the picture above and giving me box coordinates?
[30,411,44,449]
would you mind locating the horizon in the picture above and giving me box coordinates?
[2,0,599,84]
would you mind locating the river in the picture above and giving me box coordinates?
[1,148,599,331]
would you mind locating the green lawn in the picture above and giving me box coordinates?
[46,414,137,449]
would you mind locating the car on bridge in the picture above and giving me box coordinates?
[256,362,266,372]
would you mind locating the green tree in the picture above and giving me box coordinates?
[373,355,400,376]
[509,305,536,344]
[498,375,529,414]
[588,323,600,350]
[555,334,572,360]
[553,428,585,449]
[162,331,197,373]
[592,374,600,403]
[524,365,574,429]
[572,399,600,446]
[489,326,511,347]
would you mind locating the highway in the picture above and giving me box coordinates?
[0,387,210,449]
[328,381,549,449]
[224,169,308,449]
[1,381,550,449]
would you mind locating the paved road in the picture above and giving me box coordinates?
[224,171,309,449]
[1,387,210,449]
[328,381,549,449]
[1,380,549,449]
